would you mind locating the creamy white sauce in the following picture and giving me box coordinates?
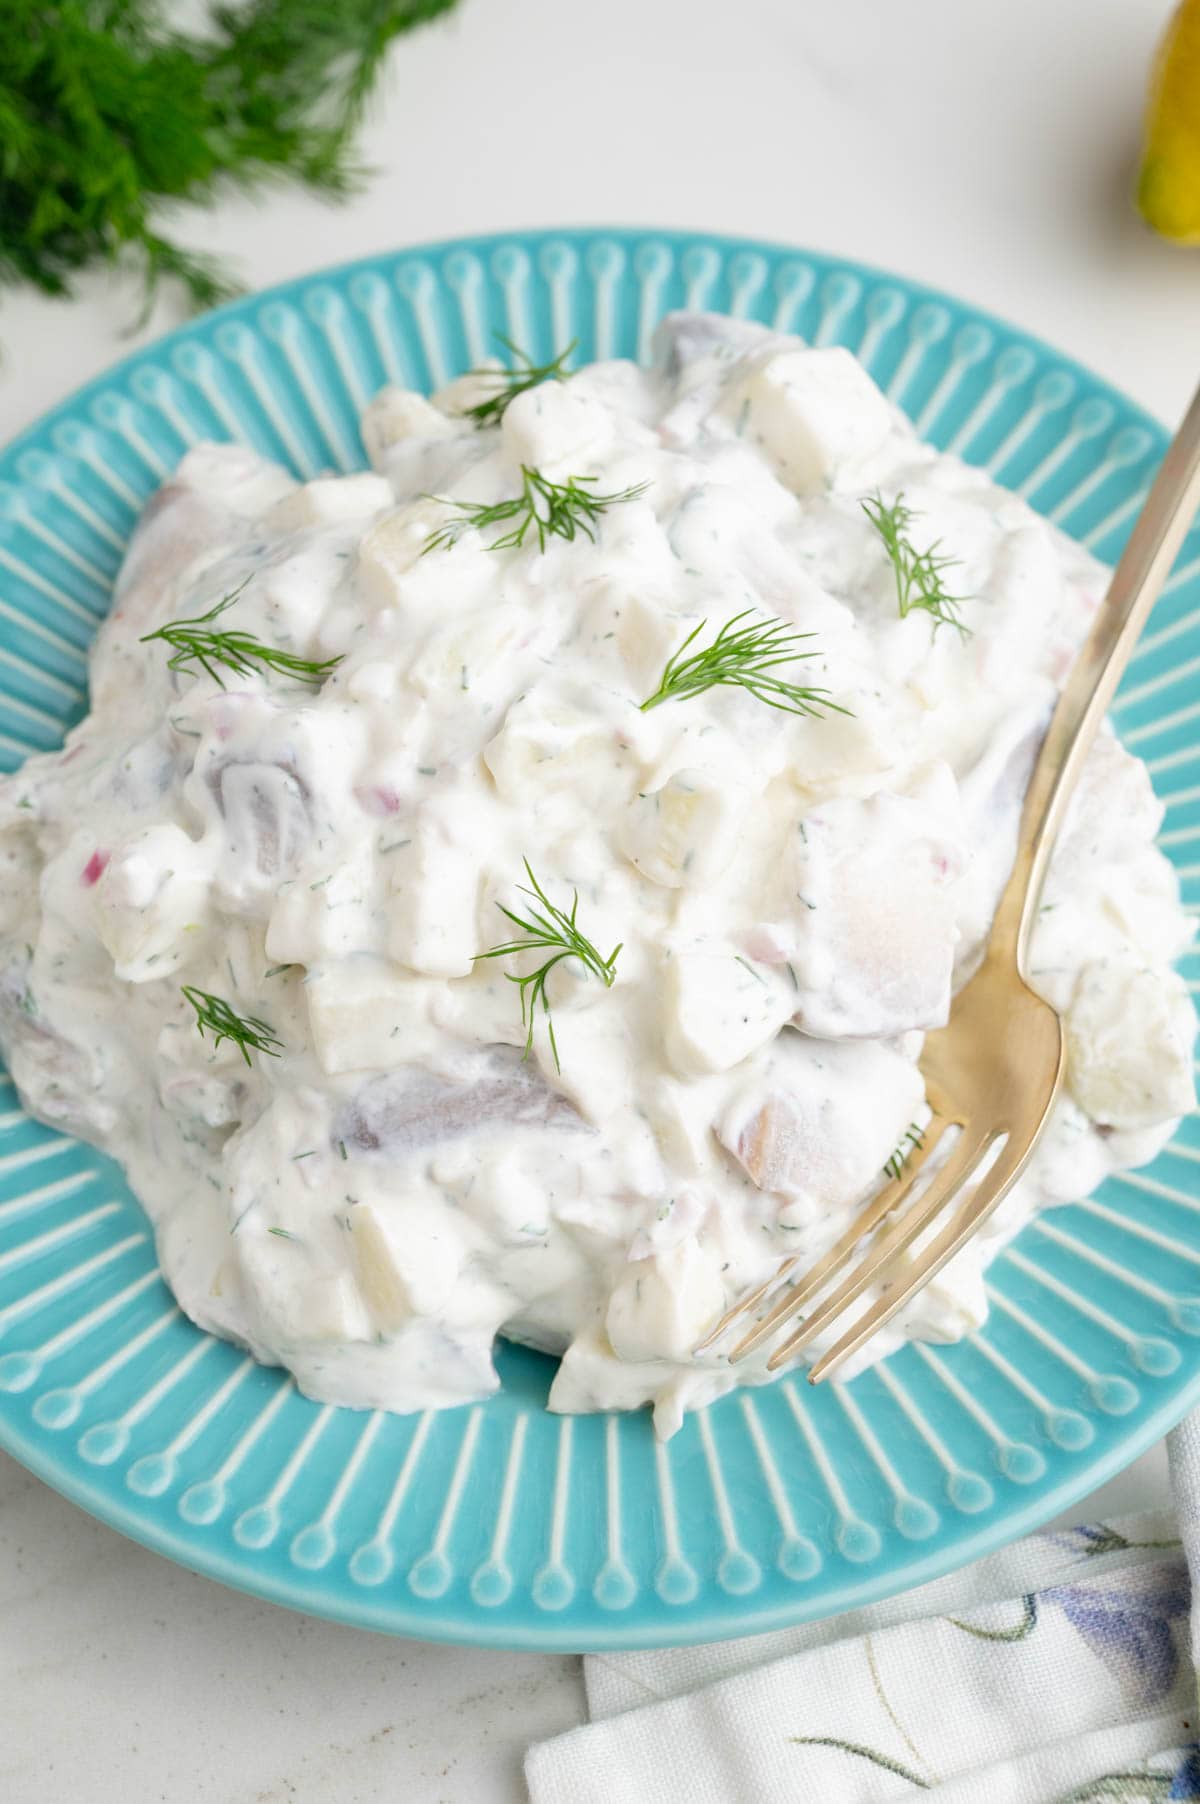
[0,313,1193,1437]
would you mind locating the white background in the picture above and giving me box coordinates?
[0,0,1196,1798]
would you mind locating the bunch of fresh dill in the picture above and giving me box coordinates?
[0,0,458,323]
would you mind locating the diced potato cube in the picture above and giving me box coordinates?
[273,1272,374,1346]
[620,598,697,693]
[354,501,449,609]
[500,383,616,472]
[386,824,481,979]
[432,369,507,417]
[173,443,297,516]
[484,692,636,807]
[361,388,456,466]
[901,1248,988,1343]
[253,546,350,647]
[629,1078,716,1178]
[970,525,1071,694]
[619,768,744,889]
[548,1330,662,1415]
[722,347,895,494]
[662,945,794,1076]
[351,1201,459,1330]
[305,958,422,1074]
[265,856,375,966]
[344,659,401,706]
[579,583,692,692]
[787,689,901,796]
[637,721,756,799]
[605,1241,725,1362]
[262,473,393,535]
[1022,1094,1111,1205]
[405,607,533,705]
[1066,959,1197,1131]
[92,824,213,982]
[350,1205,409,1330]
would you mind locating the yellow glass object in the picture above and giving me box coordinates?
[1139,0,1200,243]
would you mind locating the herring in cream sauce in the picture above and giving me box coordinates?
[0,313,1192,1436]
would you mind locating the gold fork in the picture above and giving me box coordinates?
[698,379,1200,1385]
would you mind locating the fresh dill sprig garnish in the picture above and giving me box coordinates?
[861,491,971,637]
[141,587,343,689]
[475,862,622,1072]
[181,985,283,1067]
[640,610,850,719]
[0,0,460,328]
[884,1123,925,1183]
[460,336,578,428]
[422,465,648,555]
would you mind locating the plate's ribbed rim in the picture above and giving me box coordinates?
[2,1322,1198,1648]
[0,225,1197,1651]
[0,224,1173,465]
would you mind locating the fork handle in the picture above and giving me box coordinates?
[990,380,1200,969]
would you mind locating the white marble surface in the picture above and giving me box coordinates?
[0,1443,1172,1804]
[0,0,1196,1798]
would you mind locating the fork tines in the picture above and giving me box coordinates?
[697,1112,1027,1384]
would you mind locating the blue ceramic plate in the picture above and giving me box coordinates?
[0,229,1198,1650]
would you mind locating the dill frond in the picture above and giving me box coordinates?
[640,610,849,718]
[460,336,578,428]
[475,863,622,1072]
[884,1123,925,1184]
[141,586,342,689]
[0,0,460,324]
[422,466,648,555]
[181,985,283,1067]
[861,491,971,636]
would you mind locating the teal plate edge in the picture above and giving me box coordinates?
[0,226,1197,1651]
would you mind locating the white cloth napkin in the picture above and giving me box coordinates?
[525,1419,1200,1803]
